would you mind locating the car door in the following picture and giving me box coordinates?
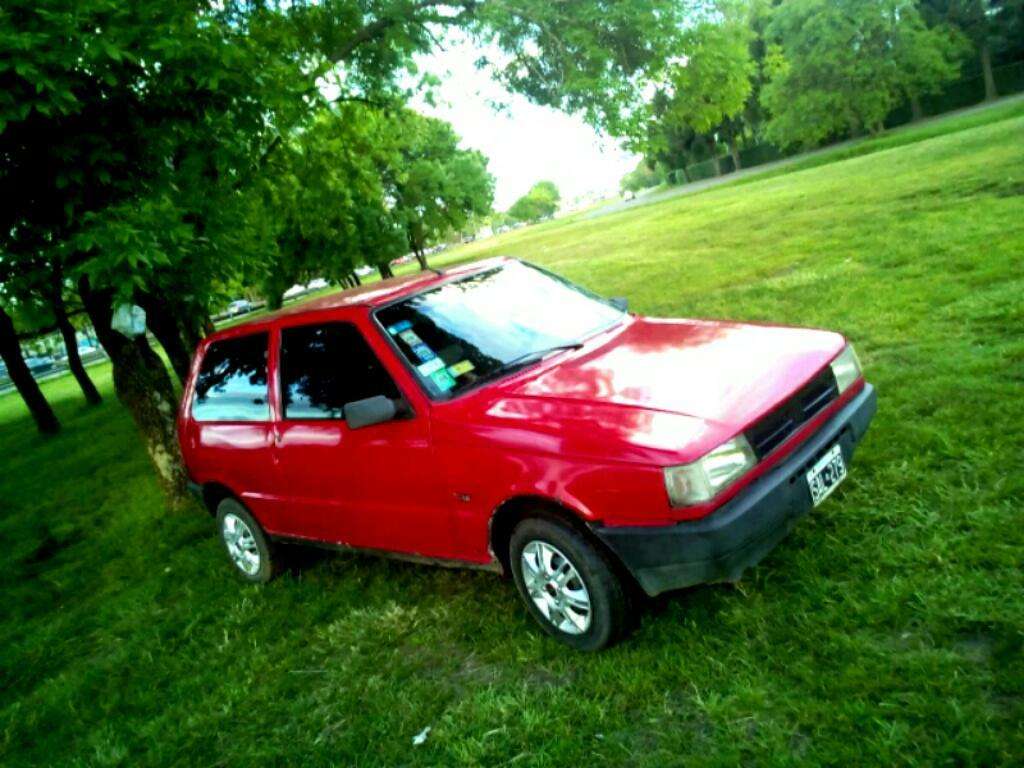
[272,318,454,558]
[185,331,278,525]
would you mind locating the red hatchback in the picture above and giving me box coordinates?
[179,258,876,649]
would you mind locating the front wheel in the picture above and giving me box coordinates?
[509,516,632,651]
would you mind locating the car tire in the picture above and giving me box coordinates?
[509,516,632,651]
[215,498,278,583]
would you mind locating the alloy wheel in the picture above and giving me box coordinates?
[520,540,592,634]
[222,512,261,576]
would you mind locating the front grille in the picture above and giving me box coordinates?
[744,366,839,459]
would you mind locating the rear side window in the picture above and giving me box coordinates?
[281,322,400,420]
[192,333,269,422]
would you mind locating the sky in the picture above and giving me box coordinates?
[410,38,640,211]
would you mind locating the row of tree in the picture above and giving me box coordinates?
[0,0,691,504]
[6,0,1017,506]
[622,0,1023,180]
[255,107,495,309]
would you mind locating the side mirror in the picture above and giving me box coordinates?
[610,297,629,312]
[344,395,397,429]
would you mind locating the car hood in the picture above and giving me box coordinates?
[448,317,846,465]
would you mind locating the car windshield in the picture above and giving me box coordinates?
[376,261,625,398]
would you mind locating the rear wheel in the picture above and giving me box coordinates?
[216,498,277,583]
[509,516,632,651]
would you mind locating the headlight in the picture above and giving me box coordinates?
[663,435,757,507]
[830,343,862,394]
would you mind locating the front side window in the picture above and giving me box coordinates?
[281,322,400,420]
[192,333,269,422]
[375,261,625,398]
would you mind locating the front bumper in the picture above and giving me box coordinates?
[593,383,877,596]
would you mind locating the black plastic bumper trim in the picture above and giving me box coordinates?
[593,383,877,596]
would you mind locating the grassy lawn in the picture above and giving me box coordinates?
[2,104,1023,766]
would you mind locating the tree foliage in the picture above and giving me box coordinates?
[919,0,1024,99]
[620,162,664,194]
[762,0,965,147]
[257,106,406,307]
[0,0,686,495]
[507,181,561,222]
[386,112,494,266]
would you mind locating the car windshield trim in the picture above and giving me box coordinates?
[370,260,626,402]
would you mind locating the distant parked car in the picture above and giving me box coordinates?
[179,257,876,650]
[226,299,255,317]
[25,355,55,375]
[355,265,374,277]
[77,344,105,361]
[306,278,328,291]
[283,284,307,300]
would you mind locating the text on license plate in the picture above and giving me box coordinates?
[806,443,847,507]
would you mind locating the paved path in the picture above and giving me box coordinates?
[586,94,1024,222]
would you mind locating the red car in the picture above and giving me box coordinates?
[179,258,876,650]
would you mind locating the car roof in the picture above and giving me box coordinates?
[205,256,510,342]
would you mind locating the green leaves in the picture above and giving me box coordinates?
[385,111,495,253]
[762,0,966,148]
[508,181,560,223]
[663,20,755,135]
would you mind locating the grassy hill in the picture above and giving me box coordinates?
[2,103,1022,766]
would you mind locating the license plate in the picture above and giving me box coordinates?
[806,444,847,506]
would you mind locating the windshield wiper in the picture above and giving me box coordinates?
[498,342,584,373]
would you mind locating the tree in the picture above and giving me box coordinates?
[1,0,688,505]
[507,181,561,222]
[42,267,102,405]
[469,0,690,137]
[620,162,663,195]
[386,112,494,270]
[619,5,758,178]
[0,251,102,409]
[0,301,60,434]
[921,0,1024,101]
[258,108,377,309]
[763,0,965,148]
[895,14,971,120]
[660,20,754,174]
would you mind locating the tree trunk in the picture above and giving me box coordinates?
[137,292,192,383]
[79,277,189,507]
[980,42,997,101]
[0,304,60,434]
[908,95,923,122]
[414,249,429,270]
[181,318,204,353]
[727,138,742,171]
[378,263,394,280]
[266,291,285,311]
[708,137,722,176]
[53,289,101,405]
[350,271,361,286]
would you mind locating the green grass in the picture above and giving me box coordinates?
[3,105,1023,767]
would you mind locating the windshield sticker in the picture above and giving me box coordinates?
[398,329,423,347]
[416,358,445,376]
[411,343,436,362]
[429,368,457,392]
[448,360,475,377]
[387,320,412,334]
